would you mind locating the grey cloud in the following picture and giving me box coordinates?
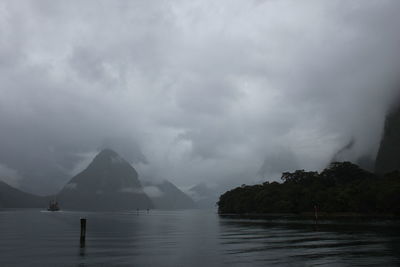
[0,0,399,194]
[143,186,164,198]
[0,164,22,188]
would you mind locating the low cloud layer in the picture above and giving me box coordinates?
[0,164,22,188]
[1,0,400,194]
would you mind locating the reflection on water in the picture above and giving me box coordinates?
[0,209,399,266]
[219,217,400,266]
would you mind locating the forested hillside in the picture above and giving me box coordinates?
[218,162,400,215]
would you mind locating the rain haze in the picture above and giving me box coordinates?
[1,0,400,195]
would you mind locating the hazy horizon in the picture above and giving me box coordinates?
[1,0,400,195]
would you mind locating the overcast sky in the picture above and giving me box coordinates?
[1,0,400,195]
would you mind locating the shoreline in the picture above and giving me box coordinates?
[218,212,400,220]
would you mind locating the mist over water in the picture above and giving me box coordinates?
[0,210,399,266]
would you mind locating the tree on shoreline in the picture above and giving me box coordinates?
[218,162,400,215]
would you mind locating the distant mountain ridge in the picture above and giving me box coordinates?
[143,180,196,209]
[58,149,153,211]
[0,149,196,210]
[0,181,49,208]
[188,183,218,209]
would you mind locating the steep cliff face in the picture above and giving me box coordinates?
[58,149,153,211]
[375,105,400,174]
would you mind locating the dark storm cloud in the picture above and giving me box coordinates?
[0,0,400,194]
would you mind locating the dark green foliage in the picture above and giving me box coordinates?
[218,162,400,215]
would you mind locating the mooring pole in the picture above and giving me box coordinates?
[314,205,318,225]
[80,218,87,247]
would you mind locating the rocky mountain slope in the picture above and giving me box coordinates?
[143,180,196,209]
[0,181,49,208]
[58,149,153,211]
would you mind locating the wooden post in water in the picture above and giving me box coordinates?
[314,205,318,225]
[80,218,87,247]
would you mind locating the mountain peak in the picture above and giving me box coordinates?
[98,148,118,156]
[58,148,153,211]
[92,148,126,165]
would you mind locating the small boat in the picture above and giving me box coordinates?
[47,200,60,211]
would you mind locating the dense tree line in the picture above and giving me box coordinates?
[217,162,400,215]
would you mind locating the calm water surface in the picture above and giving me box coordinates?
[0,209,399,266]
